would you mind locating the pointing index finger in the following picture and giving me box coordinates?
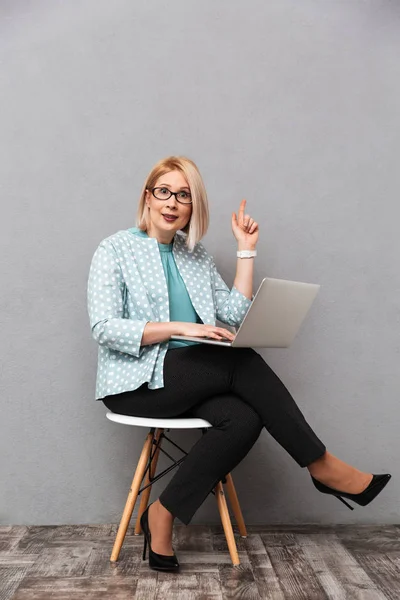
[238,199,246,225]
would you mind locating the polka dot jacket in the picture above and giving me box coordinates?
[87,229,252,399]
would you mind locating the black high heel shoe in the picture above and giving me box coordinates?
[311,473,392,510]
[140,503,179,572]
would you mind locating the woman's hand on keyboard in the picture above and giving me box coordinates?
[176,323,236,342]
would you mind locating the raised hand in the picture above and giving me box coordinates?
[231,199,259,249]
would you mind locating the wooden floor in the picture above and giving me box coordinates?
[1,523,400,599]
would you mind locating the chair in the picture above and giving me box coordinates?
[106,411,248,566]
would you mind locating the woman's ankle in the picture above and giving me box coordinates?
[153,499,174,521]
[148,500,174,555]
[307,450,329,473]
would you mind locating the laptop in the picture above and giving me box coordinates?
[170,277,320,348]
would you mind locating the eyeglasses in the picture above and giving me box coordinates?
[151,187,192,205]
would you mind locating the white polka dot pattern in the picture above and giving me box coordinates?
[87,229,252,399]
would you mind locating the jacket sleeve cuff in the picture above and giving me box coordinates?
[92,318,149,358]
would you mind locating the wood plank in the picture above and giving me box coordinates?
[244,534,285,600]
[48,524,114,539]
[218,562,261,599]
[179,550,249,566]
[263,533,328,600]
[41,536,142,553]
[83,545,140,576]
[347,552,400,600]
[298,533,388,600]
[174,562,219,574]
[173,524,213,553]
[133,571,158,600]
[0,554,37,566]
[154,572,222,599]
[13,527,58,555]
[211,528,247,554]
[387,553,400,571]
[27,545,92,577]
[338,525,400,554]
[260,533,298,547]
[251,524,400,536]
[10,576,138,600]
[0,527,28,552]
[0,565,32,600]
[296,534,348,600]
[196,573,223,598]
[0,526,27,536]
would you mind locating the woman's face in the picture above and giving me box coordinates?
[145,170,192,243]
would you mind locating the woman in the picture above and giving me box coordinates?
[87,155,391,572]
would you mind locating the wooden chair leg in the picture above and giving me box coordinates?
[134,428,163,535]
[215,481,240,566]
[224,473,247,537]
[110,431,154,562]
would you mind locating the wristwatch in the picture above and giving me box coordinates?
[237,249,257,259]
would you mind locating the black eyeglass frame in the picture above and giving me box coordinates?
[150,187,192,205]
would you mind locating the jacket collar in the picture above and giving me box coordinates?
[127,227,188,254]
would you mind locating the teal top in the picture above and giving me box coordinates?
[129,227,202,349]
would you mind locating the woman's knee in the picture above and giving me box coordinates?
[194,393,263,437]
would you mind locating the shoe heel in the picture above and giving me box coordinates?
[335,495,354,510]
[142,534,147,560]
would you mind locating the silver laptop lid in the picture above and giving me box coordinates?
[232,277,320,348]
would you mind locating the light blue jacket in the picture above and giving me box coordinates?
[87,229,252,399]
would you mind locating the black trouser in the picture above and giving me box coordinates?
[103,345,326,525]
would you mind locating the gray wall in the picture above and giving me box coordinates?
[1,0,399,526]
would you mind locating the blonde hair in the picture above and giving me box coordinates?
[136,156,209,252]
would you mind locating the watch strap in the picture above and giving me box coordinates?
[237,249,257,258]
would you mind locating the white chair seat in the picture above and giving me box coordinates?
[106,411,212,429]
